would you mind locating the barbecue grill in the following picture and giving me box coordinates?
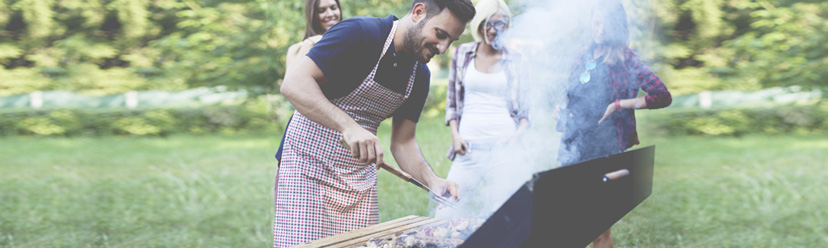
[294,145,655,248]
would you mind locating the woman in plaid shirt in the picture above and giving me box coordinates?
[556,1,672,247]
[440,0,530,219]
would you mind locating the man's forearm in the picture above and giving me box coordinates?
[390,140,439,187]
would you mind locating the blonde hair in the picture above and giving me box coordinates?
[470,0,511,42]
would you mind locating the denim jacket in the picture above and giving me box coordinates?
[559,46,672,150]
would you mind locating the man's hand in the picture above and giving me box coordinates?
[342,126,384,165]
[429,177,460,200]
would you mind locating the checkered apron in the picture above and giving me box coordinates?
[274,21,418,248]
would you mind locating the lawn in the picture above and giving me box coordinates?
[1,117,826,247]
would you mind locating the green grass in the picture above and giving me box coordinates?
[619,134,828,247]
[0,135,278,247]
[1,117,826,247]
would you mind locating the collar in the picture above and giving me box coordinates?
[384,15,418,63]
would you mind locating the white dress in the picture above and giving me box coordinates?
[436,58,521,219]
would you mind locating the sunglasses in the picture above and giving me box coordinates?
[485,20,508,31]
[579,59,597,84]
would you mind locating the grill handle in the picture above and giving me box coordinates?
[338,139,413,181]
[602,169,630,182]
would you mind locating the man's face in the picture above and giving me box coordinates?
[406,8,466,63]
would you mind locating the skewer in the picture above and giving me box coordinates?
[339,139,458,209]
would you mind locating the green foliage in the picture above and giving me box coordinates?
[423,79,448,119]
[1,0,825,98]
[155,1,271,92]
[722,2,828,90]
[0,0,272,95]
[0,67,50,95]
[650,0,828,95]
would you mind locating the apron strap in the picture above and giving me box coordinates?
[365,21,418,100]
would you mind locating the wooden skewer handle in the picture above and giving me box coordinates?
[339,139,458,208]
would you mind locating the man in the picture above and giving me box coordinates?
[274,0,475,247]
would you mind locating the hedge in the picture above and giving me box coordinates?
[0,100,283,136]
[0,83,456,137]
[637,100,828,137]
[4,87,826,137]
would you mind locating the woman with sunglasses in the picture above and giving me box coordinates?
[556,1,671,247]
[440,0,529,219]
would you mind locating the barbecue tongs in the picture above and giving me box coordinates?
[339,139,458,209]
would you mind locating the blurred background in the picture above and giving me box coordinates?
[0,0,826,247]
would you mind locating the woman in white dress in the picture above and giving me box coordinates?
[440,0,529,219]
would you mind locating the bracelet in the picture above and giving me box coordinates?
[615,99,621,110]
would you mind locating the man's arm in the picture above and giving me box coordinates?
[281,56,384,165]
[390,117,460,199]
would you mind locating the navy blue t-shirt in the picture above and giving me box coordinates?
[276,15,431,160]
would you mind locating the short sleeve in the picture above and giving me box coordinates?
[306,19,367,79]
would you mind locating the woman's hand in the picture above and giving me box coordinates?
[448,119,469,155]
[452,134,469,155]
[599,98,647,123]
[598,101,618,124]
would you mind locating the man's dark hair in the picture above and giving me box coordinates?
[411,0,476,23]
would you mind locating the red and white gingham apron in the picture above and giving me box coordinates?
[274,21,417,248]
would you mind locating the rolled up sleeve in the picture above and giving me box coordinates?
[630,52,672,109]
[445,47,462,125]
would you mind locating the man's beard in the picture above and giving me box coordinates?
[405,20,432,63]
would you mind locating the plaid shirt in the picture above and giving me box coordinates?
[445,42,529,126]
[567,46,672,150]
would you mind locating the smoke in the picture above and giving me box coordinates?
[432,0,658,226]
[503,0,656,168]
[502,0,594,172]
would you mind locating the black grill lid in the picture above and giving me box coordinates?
[460,145,655,248]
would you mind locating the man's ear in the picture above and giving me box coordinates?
[411,3,427,23]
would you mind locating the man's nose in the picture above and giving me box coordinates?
[437,41,450,54]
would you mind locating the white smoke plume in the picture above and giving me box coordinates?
[431,0,658,225]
